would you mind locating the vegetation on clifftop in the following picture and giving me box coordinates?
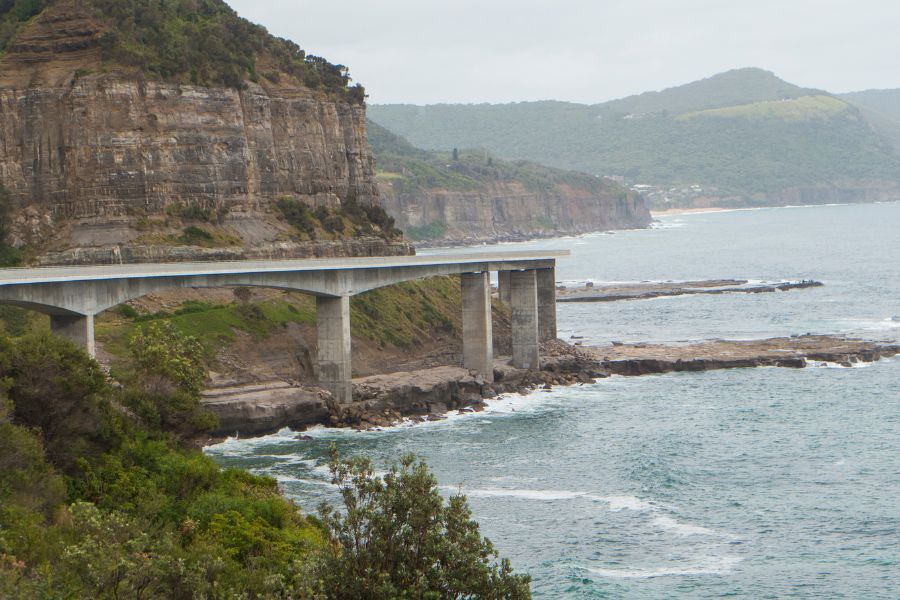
[0,0,365,101]
[370,119,627,197]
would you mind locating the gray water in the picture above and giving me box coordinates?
[208,202,900,598]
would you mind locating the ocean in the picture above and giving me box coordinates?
[207,202,900,598]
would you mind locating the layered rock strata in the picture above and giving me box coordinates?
[377,180,652,245]
[0,3,411,263]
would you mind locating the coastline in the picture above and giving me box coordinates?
[199,335,899,441]
[650,207,731,217]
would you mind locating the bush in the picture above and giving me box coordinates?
[321,213,345,234]
[312,445,532,598]
[116,304,139,320]
[0,332,123,472]
[180,225,214,245]
[129,321,206,396]
[276,197,317,237]
[0,306,31,336]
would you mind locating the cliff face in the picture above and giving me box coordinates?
[377,180,652,245]
[0,3,411,263]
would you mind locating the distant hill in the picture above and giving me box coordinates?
[370,69,900,208]
[841,89,900,120]
[368,121,651,243]
[839,89,900,152]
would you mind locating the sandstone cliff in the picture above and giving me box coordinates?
[368,120,652,245]
[378,180,652,245]
[0,2,411,264]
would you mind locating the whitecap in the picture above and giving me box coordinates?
[588,555,742,579]
[455,488,652,512]
[651,514,718,536]
[204,427,300,455]
[461,488,589,501]
[601,495,654,512]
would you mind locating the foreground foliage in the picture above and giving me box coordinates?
[0,330,530,598]
[313,445,531,599]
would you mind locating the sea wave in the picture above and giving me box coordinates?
[587,555,742,579]
[204,427,300,456]
[455,487,658,513]
[651,514,719,536]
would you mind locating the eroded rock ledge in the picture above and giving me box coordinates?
[556,279,823,303]
[201,335,899,438]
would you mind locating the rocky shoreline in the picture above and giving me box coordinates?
[557,279,823,303]
[200,335,899,439]
[408,228,625,249]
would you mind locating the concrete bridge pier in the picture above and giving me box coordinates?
[50,314,95,357]
[497,270,511,305]
[537,267,557,342]
[510,270,540,370]
[316,295,353,404]
[461,271,494,382]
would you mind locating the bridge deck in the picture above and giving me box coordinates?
[0,250,567,403]
[0,250,569,286]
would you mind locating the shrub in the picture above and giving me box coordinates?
[116,304,139,320]
[312,445,532,598]
[180,225,214,245]
[0,306,31,336]
[276,198,317,237]
[0,332,123,472]
[321,213,345,234]
[129,321,206,396]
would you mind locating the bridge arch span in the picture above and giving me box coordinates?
[0,252,566,404]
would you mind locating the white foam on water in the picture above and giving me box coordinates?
[295,388,569,440]
[462,488,589,501]
[812,360,876,369]
[588,555,742,579]
[604,495,654,512]
[204,427,300,456]
[651,514,719,536]
[454,487,653,512]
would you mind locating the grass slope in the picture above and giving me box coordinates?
[370,69,900,200]
[95,277,464,373]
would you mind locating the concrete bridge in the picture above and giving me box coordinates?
[0,251,567,403]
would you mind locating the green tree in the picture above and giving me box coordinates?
[312,445,532,599]
[129,321,206,396]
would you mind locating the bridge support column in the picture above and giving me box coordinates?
[497,270,511,305]
[50,314,95,357]
[510,270,540,370]
[461,272,494,382]
[537,267,557,342]
[316,296,353,404]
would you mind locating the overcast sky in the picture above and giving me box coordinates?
[227,0,900,105]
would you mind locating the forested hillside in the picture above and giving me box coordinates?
[369,121,651,242]
[370,69,900,207]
